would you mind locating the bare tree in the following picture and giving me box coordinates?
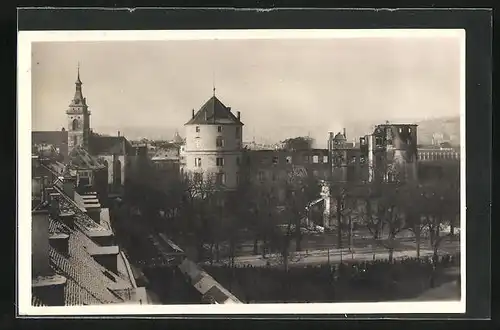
[175,171,219,262]
[419,181,459,263]
[283,167,321,252]
[376,183,407,263]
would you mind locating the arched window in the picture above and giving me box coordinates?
[72,119,79,130]
[73,136,78,146]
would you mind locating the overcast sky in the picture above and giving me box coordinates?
[31,37,461,143]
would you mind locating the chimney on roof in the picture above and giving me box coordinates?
[43,186,54,204]
[192,109,195,119]
[84,201,102,224]
[49,192,60,218]
[237,111,241,121]
[32,273,67,306]
[62,174,76,200]
[49,233,70,255]
[32,210,51,277]
[90,246,120,274]
[32,177,43,208]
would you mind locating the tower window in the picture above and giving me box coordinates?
[216,157,224,167]
[258,171,265,182]
[196,126,200,133]
[195,158,202,167]
[216,172,226,185]
[73,136,78,146]
[313,155,319,163]
[217,126,222,132]
[323,155,328,163]
[216,137,224,148]
[72,119,79,130]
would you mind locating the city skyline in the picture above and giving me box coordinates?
[31,36,461,144]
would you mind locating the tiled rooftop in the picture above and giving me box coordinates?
[31,157,142,306]
[179,259,241,304]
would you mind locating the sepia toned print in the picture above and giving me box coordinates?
[20,29,465,314]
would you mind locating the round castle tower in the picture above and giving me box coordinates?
[182,93,244,190]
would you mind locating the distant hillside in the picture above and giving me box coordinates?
[415,116,460,146]
[93,116,460,147]
[341,116,460,147]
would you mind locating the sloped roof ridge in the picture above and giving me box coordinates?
[49,252,109,304]
[185,96,243,125]
[53,186,108,233]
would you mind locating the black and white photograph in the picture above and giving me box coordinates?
[18,28,466,315]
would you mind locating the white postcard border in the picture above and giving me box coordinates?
[17,28,466,316]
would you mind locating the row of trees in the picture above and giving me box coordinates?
[124,154,460,269]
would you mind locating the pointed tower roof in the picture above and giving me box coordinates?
[76,62,82,85]
[185,95,243,126]
[68,64,87,110]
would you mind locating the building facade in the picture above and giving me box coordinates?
[361,123,419,183]
[33,67,133,201]
[66,67,91,153]
[182,94,244,190]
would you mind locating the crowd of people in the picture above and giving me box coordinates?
[205,252,460,303]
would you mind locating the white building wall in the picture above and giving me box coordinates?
[185,124,241,152]
[184,123,243,190]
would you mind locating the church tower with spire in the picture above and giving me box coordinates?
[66,64,91,154]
